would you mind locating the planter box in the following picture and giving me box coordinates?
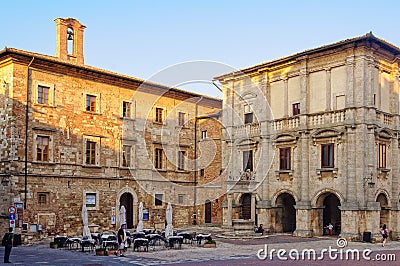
[203,243,216,248]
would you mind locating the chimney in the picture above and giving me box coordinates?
[54,18,86,64]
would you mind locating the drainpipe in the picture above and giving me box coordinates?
[24,57,35,209]
[193,96,204,225]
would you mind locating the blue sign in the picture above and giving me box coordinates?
[9,214,15,220]
[143,209,149,221]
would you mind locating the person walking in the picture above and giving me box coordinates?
[3,227,14,263]
[381,224,388,247]
[117,224,126,257]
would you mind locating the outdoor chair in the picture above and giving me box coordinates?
[147,234,168,251]
[133,238,149,252]
[80,238,96,252]
[64,237,81,250]
[168,236,183,249]
[177,232,194,244]
[195,234,212,246]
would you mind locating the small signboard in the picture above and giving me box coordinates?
[9,220,15,228]
[111,207,116,225]
[9,214,15,220]
[143,209,149,221]
[8,206,16,214]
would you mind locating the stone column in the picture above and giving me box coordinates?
[294,131,312,237]
[251,194,256,223]
[227,193,233,227]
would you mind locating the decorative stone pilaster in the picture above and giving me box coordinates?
[294,201,313,237]
[339,203,360,240]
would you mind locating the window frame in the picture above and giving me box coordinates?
[279,147,291,170]
[155,148,164,169]
[37,85,50,105]
[122,145,131,167]
[85,140,97,165]
[292,102,300,116]
[243,150,253,171]
[85,94,97,112]
[321,143,334,168]
[36,135,50,162]
[178,112,185,126]
[155,194,163,206]
[178,150,185,170]
[378,143,387,169]
[37,192,49,205]
[122,101,132,118]
[155,107,164,123]
[201,130,208,140]
[244,112,253,124]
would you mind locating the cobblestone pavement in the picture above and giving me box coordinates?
[0,227,399,265]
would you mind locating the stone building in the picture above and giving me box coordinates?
[0,18,223,237]
[215,33,400,241]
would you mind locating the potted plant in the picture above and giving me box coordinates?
[49,242,58,249]
[202,239,216,248]
[95,247,107,256]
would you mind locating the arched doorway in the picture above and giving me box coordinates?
[275,193,296,232]
[205,200,212,224]
[376,193,389,228]
[120,193,133,229]
[241,194,251,220]
[316,192,341,236]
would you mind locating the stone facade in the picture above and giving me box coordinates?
[0,18,223,237]
[216,33,400,241]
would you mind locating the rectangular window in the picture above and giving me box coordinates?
[200,168,205,177]
[178,112,185,126]
[155,194,163,206]
[38,85,49,104]
[86,140,96,165]
[38,192,48,205]
[244,113,253,124]
[202,130,208,139]
[123,101,131,118]
[321,143,334,168]
[155,107,163,123]
[36,135,49,162]
[122,145,131,167]
[243,150,253,171]
[279,147,291,170]
[178,151,185,170]
[178,194,184,204]
[155,148,163,169]
[379,143,387,168]
[86,95,97,112]
[86,193,96,207]
[292,103,300,115]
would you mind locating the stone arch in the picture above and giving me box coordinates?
[312,189,342,236]
[374,189,391,207]
[271,190,297,233]
[116,187,138,229]
[271,189,299,207]
[376,192,390,229]
[311,189,344,208]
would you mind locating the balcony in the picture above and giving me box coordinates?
[234,123,260,138]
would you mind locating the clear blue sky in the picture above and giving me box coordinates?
[2,0,400,98]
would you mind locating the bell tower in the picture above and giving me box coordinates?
[54,18,86,64]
